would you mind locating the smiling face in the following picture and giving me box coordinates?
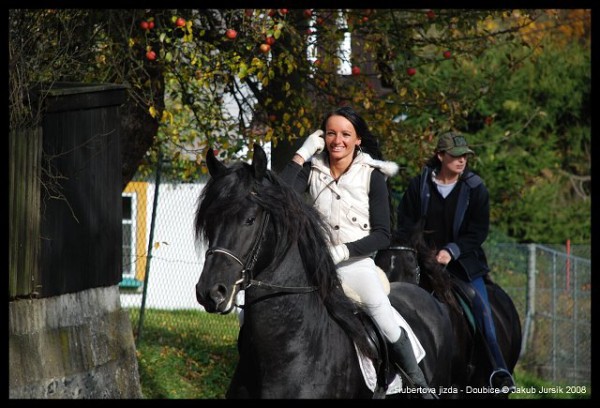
[324,114,361,164]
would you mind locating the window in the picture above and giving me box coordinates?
[120,182,148,290]
[307,10,352,76]
[122,194,136,278]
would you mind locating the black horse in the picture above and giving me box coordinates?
[194,144,455,399]
[375,229,522,399]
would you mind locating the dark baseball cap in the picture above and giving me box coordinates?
[436,132,474,156]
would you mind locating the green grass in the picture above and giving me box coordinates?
[133,309,239,399]
[131,309,591,399]
[510,366,591,399]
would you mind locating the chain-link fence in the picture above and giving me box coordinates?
[486,243,591,386]
[119,175,591,387]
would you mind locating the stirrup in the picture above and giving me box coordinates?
[489,368,516,393]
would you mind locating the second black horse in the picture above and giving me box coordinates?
[375,231,522,399]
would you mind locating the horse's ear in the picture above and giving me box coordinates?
[252,143,268,180]
[206,147,226,177]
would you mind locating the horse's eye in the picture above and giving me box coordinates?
[245,217,256,225]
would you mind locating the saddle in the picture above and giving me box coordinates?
[354,310,397,399]
[344,266,422,398]
[343,265,394,396]
[449,275,477,332]
[449,275,505,380]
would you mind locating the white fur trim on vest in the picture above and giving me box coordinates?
[308,152,397,247]
[364,155,399,179]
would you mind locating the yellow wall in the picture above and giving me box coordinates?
[123,181,148,282]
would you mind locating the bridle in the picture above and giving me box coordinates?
[204,210,317,309]
[386,245,421,284]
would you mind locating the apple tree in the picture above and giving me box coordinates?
[9,9,590,243]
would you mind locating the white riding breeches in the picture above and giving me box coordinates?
[336,257,402,343]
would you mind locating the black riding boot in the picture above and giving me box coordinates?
[389,327,435,399]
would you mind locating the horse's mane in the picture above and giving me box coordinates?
[195,161,375,358]
[404,221,461,313]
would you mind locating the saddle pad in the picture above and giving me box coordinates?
[355,342,404,395]
[356,308,426,395]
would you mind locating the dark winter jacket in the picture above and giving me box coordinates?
[396,165,490,281]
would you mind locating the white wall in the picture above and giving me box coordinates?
[120,182,207,311]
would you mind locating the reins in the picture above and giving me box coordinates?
[387,245,417,253]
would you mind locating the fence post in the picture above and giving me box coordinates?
[136,149,163,342]
[520,243,537,357]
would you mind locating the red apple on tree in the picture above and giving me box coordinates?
[140,21,149,30]
[303,9,313,19]
[259,43,271,53]
[146,50,156,61]
[266,36,275,46]
[407,67,417,76]
[443,50,452,59]
[148,20,155,29]
[226,29,237,39]
[175,17,186,27]
[351,66,361,76]
[426,10,436,19]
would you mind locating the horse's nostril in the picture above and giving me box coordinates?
[210,284,227,305]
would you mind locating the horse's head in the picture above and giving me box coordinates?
[374,245,421,285]
[376,228,461,313]
[194,143,274,313]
